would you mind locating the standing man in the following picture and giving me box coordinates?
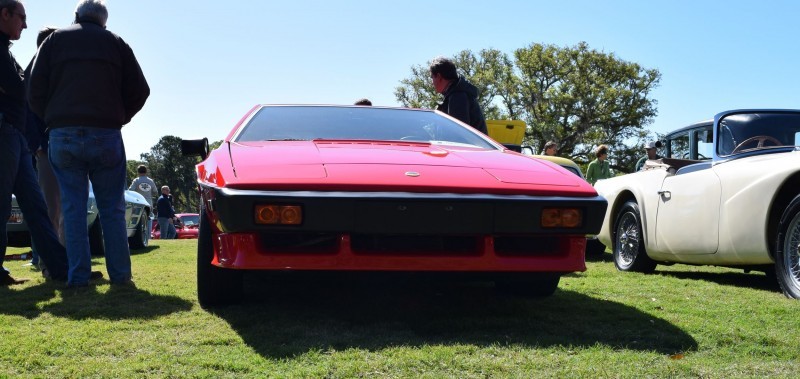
[28,0,150,287]
[129,165,157,244]
[156,186,176,240]
[0,0,70,285]
[429,56,488,135]
[634,140,663,171]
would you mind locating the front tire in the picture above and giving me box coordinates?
[128,214,148,250]
[775,194,800,299]
[89,218,105,256]
[496,274,560,297]
[197,209,243,307]
[613,201,656,273]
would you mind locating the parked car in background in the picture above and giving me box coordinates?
[151,213,200,240]
[594,109,800,299]
[182,105,607,306]
[6,189,151,255]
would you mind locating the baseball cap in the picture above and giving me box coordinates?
[645,141,659,149]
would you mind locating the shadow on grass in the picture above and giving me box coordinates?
[131,245,161,256]
[0,281,192,320]
[657,269,780,292]
[210,273,697,358]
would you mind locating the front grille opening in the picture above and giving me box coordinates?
[258,232,339,254]
[494,235,561,256]
[351,234,481,256]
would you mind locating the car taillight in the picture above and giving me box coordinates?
[254,205,303,225]
[541,208,582,228]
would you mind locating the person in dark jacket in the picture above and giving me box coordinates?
[0,0,71,286]
[156,186,177,240]
[429,56,488,135]
[27,0,150,287]
[24,26,59,270]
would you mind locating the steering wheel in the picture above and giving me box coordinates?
[731,135,782,154]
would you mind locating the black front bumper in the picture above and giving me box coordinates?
[203,187,608,236]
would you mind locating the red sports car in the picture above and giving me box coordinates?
[150,213,200,240]
[182,105,607,306]
[151,213,200,240]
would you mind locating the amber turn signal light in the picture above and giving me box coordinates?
[541,208,582,228]
[255,205,303,225]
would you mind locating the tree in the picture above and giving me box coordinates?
[394,42,662,173]
[139,136,202,213]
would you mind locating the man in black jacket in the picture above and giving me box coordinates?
[0,0,70,285]
[28,0,150,287]
[429,56,488,135]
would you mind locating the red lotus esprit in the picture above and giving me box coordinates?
[182,105,607,306]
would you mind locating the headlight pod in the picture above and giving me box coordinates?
[254,205,303,225]
[541,208,582,228]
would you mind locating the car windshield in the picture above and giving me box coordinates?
[179,215,200,226]
[718,112,800,156]
[235,106,498,149]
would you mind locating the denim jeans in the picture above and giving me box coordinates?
[1,125,68,280]
[157,217,177,239]
[49,127,131,285]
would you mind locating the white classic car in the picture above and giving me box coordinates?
[7,189,152,255]
[594,109,800,299]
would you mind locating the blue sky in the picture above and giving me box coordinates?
[14,0,800,158]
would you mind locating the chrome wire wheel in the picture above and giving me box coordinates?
[613,201,656,273]
[616,211,640,267]
[783,212,800,290]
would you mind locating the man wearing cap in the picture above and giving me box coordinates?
[635,141,663,172]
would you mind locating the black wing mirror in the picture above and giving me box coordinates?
[181,138,209,160]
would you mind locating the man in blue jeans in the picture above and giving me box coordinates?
[157,186,177,240]
[28,0,150,287]
[0,0,72,286]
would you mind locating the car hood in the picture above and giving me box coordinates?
[220,141,596,196]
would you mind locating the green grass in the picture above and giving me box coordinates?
[2,241,800,378]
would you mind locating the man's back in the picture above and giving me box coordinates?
[129,175,157,207]
[28,21,149,129]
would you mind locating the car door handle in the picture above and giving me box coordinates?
[657,191,670,195]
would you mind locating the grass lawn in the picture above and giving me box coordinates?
[2,240,800,378]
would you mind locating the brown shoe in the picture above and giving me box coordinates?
[1,274,29,286]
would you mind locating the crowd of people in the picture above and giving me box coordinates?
[1,0,149,287]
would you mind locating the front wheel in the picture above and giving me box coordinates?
[496,274,560,297]
[775,194,800,299]
[89,218,105,256]
[128,214,148,250]
[197,209,243,307]
[613,201,656,273]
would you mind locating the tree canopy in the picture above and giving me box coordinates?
[394,42,662,173]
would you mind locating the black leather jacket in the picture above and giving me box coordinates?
[437,76,487,134]
[28,21,150,130]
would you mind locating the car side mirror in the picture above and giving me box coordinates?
[181,138,209,160]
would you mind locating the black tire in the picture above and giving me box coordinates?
[128,214,148,250]
[613,201,657,273]
[89,217,105,256]
[585,238,607,257]
[775,194,800,299]
[197,209,243,307]
[496,274,560,297]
